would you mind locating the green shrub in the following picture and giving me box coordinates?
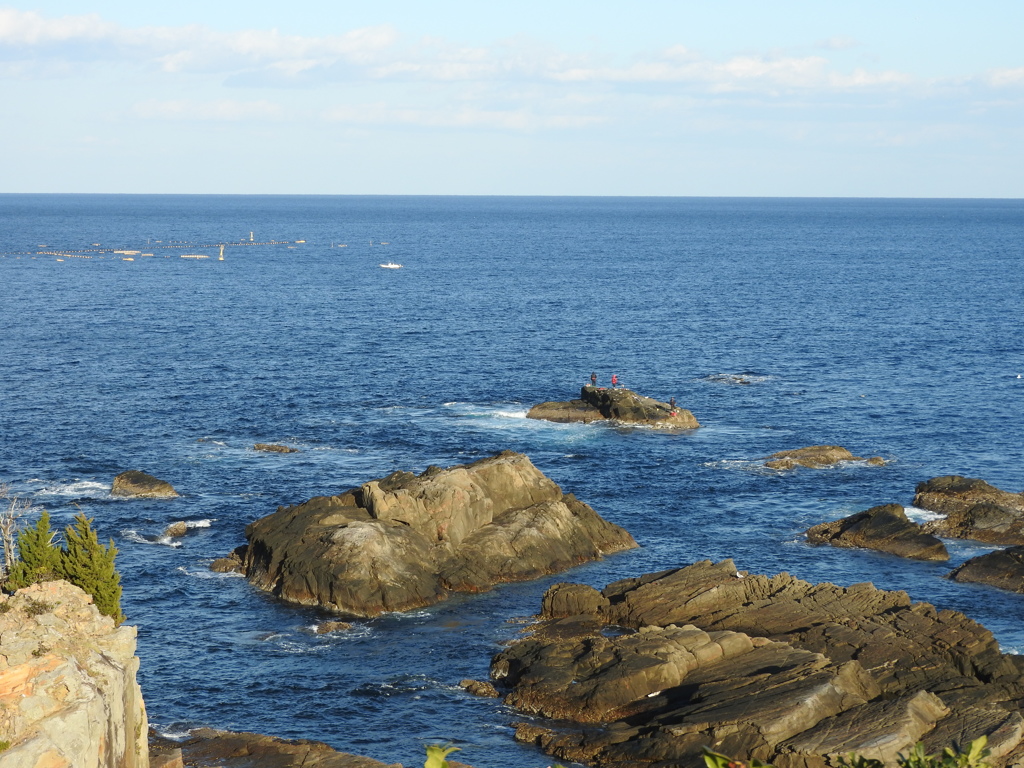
[5,511,61,590]
[58,514,124,624]
[3,511,124,624]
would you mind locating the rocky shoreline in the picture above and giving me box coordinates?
[528,385,700,428]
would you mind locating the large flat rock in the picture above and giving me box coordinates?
[494,560,1024,768]
[234,451,638,617]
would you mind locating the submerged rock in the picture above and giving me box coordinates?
[764,445,885,470]
[493,560,1024,768]
[0,581,148,767]
[916,476,1024,545]
[806,503,949,561]
[233,451,638,617]
[948,546,1024,593]
[528,385,699,428]
[111,469,179,498]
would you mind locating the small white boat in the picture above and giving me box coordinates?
[379,262,403,269]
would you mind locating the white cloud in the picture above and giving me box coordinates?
[987,67,1024,87]
[322,102,604,131]
[133,98,284,121]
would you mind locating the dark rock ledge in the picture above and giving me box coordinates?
[222,451,638,617]
[806,503,949,561]
[528,385,700,429]
[491,560,1024,768]
[916,475,1024,546]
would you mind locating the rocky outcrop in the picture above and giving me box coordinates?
[806,504,949,561]
[528,386,699,429]
[254,443,300,453]
[0,581,148,768]
[492,560,1024,768]
[111,470,179,498]
[948,546,1024,593]
[916,476,1024,545]
[233,451,638,617]
[150,728,401,768]
[764,446,885,470]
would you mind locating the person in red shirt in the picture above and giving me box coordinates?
[611,374,618,387]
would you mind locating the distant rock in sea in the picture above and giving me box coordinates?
[254,443,300,453]
[806,503,949,561]
[227,451,638,617]
[916,475,1024,545]
[763,445,885,470]
[528,385,699,428]
[493,560,1024,768]
[111,469,179,498]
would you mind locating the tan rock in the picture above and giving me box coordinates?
[0,581,148,768]
[111,470,178,498]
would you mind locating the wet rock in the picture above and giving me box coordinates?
[255,443,300,453]
[764,446,884,470]
[111,469,179,498]
[492,560,1024,768]
[315,620,353,634]
[806,504,949,561]
[234,451,638,617]
[150,727,402,768]
[460,679,500,697]
[528,386,699,429]
[0,581,148,767]
[948,546,1024,593]
[916,476,1024,545]
[210,545,246,573]
[163,521,189,538]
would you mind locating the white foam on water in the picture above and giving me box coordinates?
[121,529,182,548]
[186,519,213,529]
[176,565,244,579]
[903,505,945,523]
[33,480,110,499]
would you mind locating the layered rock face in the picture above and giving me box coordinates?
[764,446,884,470]
[237,451,638,617]
[493,560,1024,768]
[0,581,148,768]
[916,476,1024,545]
[528,386,700,429]
[111,470,179,498]
[806,504,949,561]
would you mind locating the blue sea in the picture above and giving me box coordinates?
[1,194,1023,767]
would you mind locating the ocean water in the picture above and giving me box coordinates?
[1,194,1023,767]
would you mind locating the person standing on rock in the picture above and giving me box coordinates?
[611,374,618,388]
[590,372,597,387]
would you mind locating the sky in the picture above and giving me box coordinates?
[2,1,1023,196]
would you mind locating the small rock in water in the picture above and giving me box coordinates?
[254,443,299,453]
[111,470,179,498]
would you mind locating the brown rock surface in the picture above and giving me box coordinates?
[112,469,179,498]
[492,560,1024,768]
[948,546,1024,593]
[764,446,884,470]
[236,451,637,617]
[528,386,699,428]
[150,728,402,768]
[916,476,1024,545]
[806,504,949,561]
[0,581,148,767]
